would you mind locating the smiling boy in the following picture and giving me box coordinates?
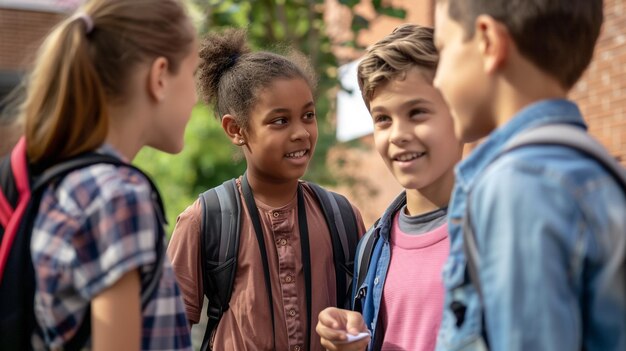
[316,24,463,351]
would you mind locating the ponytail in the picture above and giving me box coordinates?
[24,16,108,167]
[20,0,194,168]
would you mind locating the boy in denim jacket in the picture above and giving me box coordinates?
[433,1,626,350]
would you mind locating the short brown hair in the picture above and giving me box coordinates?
[22,0,195,167]
[357,24,438,110]
[197,29,317,131]
[442,0,603,89]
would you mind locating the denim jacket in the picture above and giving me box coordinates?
[353,192,406,350]
[436,99,626,351]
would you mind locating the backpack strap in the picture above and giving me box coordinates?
[196,180,361,349]
[307,182,360,309]
[0,143,21,228]
[505,124,626,191]
[198,179,240,351]
[352,221,379,312]
[461,123,626,350]
[29,152,166,351]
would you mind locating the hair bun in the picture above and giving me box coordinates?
[198,29,251,105]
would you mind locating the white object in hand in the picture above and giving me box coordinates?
[337,331,370,344]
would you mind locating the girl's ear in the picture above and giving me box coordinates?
[148,57,169,102]
[222,114,246,146]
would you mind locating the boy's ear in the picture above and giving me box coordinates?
[475,15,509,74]
[221,114,246,146]
[148,57,169,102]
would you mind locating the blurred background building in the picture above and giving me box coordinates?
[0,1,80,106]
[0,1,82,152]
[326,0,626,225]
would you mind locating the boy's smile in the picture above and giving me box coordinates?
[391,150,427,169]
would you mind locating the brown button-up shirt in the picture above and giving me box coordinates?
[167,180,365,351]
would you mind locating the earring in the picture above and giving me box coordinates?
[238,138,245,145]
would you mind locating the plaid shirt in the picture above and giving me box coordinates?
[31,146,192,350]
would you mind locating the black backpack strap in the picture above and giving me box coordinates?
[352,221,379,312]
[307,183,360,309]
[30,152,167,351]
[0,155,18,214]
[198,179,241,351]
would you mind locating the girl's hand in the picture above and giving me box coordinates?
[316,307,370,351]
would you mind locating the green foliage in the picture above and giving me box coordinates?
[338,0,407,48]
[339,0,360,7]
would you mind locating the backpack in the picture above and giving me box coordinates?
[352,221,379,312]
[197,177,360,351]
[0,137,167,351]
[458,123,626,349]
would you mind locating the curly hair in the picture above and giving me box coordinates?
[197,28,317,131]
[357,24,438,110]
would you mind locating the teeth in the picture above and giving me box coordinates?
[286,150,307,158]
[395,152,424,161]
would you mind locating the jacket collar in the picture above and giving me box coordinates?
[455,99,586,193]
[374,191,407,241]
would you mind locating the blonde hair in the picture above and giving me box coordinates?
[21,0,195,167]
[357,24,438,109]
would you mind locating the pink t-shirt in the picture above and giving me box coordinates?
[380,212,449,351]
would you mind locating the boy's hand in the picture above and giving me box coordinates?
[316,307,370,351]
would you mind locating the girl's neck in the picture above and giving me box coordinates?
[245,171,300,208]
[106,103,145,161]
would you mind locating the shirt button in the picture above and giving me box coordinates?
[289,309,296,317]
[285,274,293,283]
[272,211,280,218]
[374,277,379,285]
[279,238,287,246]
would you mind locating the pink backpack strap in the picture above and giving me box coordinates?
[0,137,31,282]
[0,182,11,228]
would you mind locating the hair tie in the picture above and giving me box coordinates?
[225,53,240,70]
[73,13,94,34]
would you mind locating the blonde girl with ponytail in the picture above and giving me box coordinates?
[19,0,199,350]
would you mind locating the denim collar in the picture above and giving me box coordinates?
[375,191,407,241]
[455,99,587,193]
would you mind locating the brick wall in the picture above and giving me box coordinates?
[0,8,65,155]
[0,8,64,70]
[571,0,626,164]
